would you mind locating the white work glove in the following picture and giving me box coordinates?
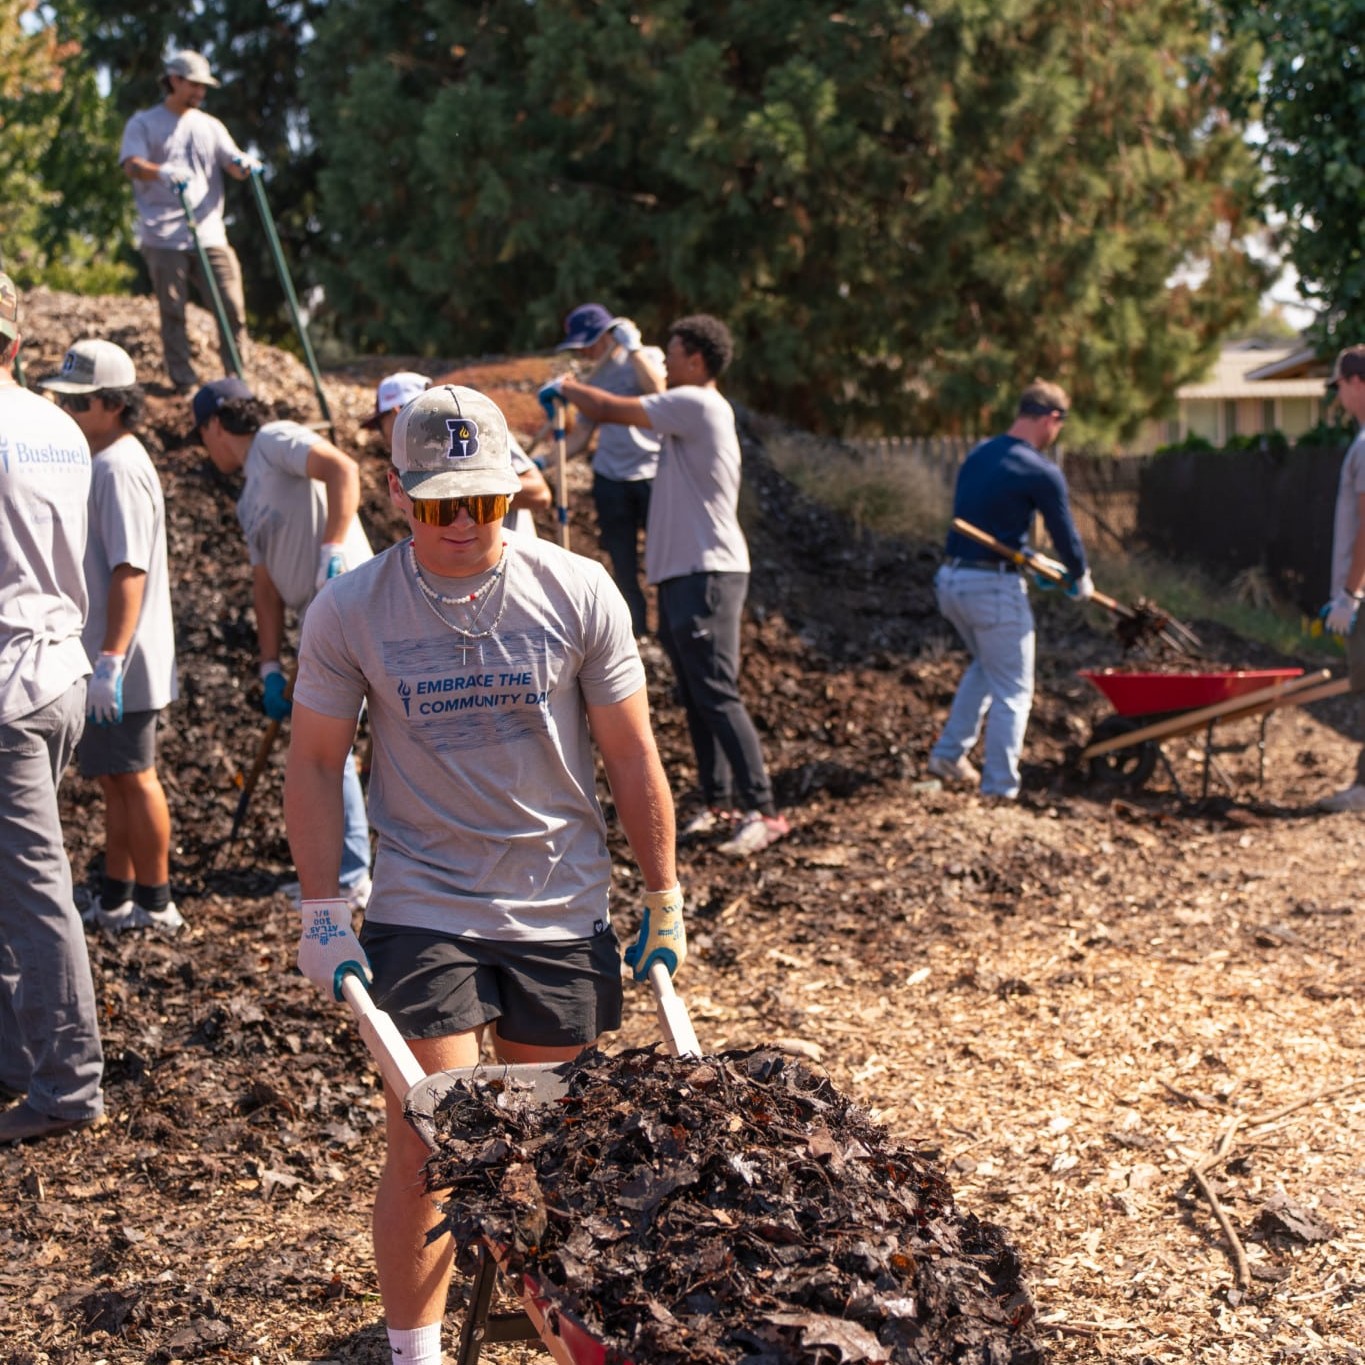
[316,542,347,591]
[87,652,125,725]
[1323,590,1360,636]
[623,885,687,981]
[298,899,373,1001]
[157,164,189,192]
[610,318,643,353]
[232,153,263,174]
[1066,569,1095,602]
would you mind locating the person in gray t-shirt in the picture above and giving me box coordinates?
[0,273,105,1145]
[553,313,790,861]
[533,303,666,636]
[194,377,374,900]
[283,384,686,1365]
[38,340,182,935]
[119,49,253,390]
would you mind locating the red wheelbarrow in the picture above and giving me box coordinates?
[1078,666,1347,796]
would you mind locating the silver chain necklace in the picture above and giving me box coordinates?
[408,540,511,665]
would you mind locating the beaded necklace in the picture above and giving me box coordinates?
[408,540,511,665]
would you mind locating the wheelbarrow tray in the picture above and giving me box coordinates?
[1079,667,1304,716]
[408,1062,619,1365]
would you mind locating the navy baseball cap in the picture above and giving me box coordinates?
[192,376,254,429]
[556,303,613,351]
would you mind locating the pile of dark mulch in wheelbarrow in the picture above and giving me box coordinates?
[424,1047,1042,1364]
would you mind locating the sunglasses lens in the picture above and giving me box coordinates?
[59,393,91,412]
[410,495,509,526]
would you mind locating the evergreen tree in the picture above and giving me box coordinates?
[1227,1,1365,349]
[305,0,1266,441]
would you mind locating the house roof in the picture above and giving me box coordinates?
[1178,342,1328,400]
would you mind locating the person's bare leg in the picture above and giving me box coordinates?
[101,768,171,886]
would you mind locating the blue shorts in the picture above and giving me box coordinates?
[359,922,623,1047]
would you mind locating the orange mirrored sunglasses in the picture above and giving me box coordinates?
[409,494,510,526]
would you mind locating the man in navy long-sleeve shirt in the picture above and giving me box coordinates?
[928,380,1092,799]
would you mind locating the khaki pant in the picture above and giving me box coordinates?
[142,243,248,388]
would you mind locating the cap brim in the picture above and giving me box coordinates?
[398,468,523,500]
[555,333,601,352]
[39,378,100,394]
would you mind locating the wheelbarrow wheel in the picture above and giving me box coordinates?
[1087,715,1159,790]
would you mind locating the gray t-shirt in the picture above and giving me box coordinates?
[294,535,644,940]
[83,433,179,712]
[587,348,664,482]
[0,386,92,724]
[639,385,751,584]
[505,438,538,538]
[237,420,374,615]
[1331,429,1365,597]
[119,104,244,251]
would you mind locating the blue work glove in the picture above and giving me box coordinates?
[315,541,347,591]
[609,318,643,353]
[87,652,125,726]
[537,380,565,425]
[1065,569,1095,601]
[1323,591,1359,636]
[260,662,293,721]
[1032,571,1058,592]
[624,885,687,982]
[297,898,373,1000]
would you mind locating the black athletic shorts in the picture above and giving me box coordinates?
[359,922,624,1047]
[77,708,160,778]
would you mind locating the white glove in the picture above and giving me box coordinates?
[157,164,189,191]
[610,318,643,353]
[1066,569,1095,602]
[233,153,263,173]
[87,652,125,725]
[316,542,347,590]
[297,899,373,1001]
[1324,590,1359,636]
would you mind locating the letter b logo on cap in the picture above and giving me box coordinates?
[446,417,480,461]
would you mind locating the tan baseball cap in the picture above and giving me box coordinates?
[0,272,18,341]
[39,340,137,393]
[391,385,521,500]
[165,49,220,87]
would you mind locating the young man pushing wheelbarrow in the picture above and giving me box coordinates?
[282,384,685,1365]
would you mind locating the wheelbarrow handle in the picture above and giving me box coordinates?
[340,972,428,1096]
[649,962,702,1059]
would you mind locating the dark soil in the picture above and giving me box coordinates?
[4,290,1363,1365]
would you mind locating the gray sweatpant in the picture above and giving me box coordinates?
[0,684,105,1121]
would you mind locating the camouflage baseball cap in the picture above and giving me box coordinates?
[0,272,18,341]
[391,385,521,499]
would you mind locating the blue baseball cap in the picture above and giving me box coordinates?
[192,376,254,429]
[556,303,613,351]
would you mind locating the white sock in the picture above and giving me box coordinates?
[387,1322,442,1365]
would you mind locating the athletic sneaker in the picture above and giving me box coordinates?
[80,894,137,933]
[1317,783,1365,813]
[926,753,980,787]
[132,902,185,934]
[680,807,739,838]
[717,811,791,858]
[279,871,372,910]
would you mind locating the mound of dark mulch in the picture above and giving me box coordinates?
[423,1047,1042,1364]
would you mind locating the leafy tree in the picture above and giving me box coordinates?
[305,0,1266,441]
[0,1,133,290]
[1227,1,1365,350]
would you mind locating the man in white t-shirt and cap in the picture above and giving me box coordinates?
[0,273,106,1144]
[38,339,182,935]
[363,370,551,537]
[193,377,374,904]
[283,383,684,1365]
[534,302,666,637]
[120,49,255,392]
[547,314,790,859]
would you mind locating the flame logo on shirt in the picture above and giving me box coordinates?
[397,679,412,716]
[445,417,480,461]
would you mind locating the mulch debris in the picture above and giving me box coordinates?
[426,1047,1041,1364]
